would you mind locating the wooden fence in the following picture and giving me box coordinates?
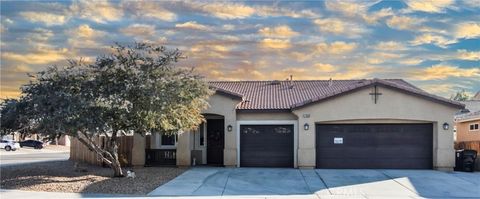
[70,135,134,167]
[454,141,480,171]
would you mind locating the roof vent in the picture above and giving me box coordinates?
[328,78,333,87]
[270,80,281,85]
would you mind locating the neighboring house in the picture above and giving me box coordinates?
[454,92,480,142]
[138,78,463,171]
[455,111,480,142]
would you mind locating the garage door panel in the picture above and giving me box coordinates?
[240,125,294,167]
[317,147,431,159]
[316,123,433,169]
[317,158,432,169]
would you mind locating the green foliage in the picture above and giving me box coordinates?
[0,99,32,135]
[0,42,212,176]
[450,89,470,101]
[11,43,212,137]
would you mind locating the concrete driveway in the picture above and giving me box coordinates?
[148,167,480,198]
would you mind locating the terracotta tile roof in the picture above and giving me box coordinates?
[209,79,464,110]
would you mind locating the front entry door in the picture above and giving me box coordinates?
[207,119,224,165]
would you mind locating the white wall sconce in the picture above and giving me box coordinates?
[443,122,449,130]
[304,123,310,131]
[227,125,233,132]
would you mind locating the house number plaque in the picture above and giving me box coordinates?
[334,137,343,144]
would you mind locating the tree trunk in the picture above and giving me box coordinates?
[76,132,124,177]
[106,133,124,177]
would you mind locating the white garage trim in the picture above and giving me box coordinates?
[236,120,298,168]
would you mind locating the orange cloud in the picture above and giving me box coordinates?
[2,47,68,64]
[258,25,298,38]
[314,63,336,72]
[259,38,291,49]
[455,22,480,39]
[316,41,357,54]
[410,64,480,80]
[405,0,454,13]
[176,21,211,31]
[19,12,68,26]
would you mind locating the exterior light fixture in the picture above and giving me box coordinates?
[304,123,310,131]
[227,125,233,132]
[443,122,449,130]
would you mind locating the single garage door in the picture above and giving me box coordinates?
[240,125,294,167]
[316,123,433,169]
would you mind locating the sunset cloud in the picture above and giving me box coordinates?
[70,0,123,23]
[1,47,68,64]
[176,21,212,31]
[410,33,455,48]
[258,25,298,38]
[457,50,480,61]
[19,12,68,26]
[410,65,480,80]
[314,63,336,72]
[313,18,367,38]
[121,1,176,21]
[315,41,357,55]
[191,2,255,19]
[259,38,291,49]
[120,24,156,37]
[455,22,480,39]
[405,0,455,13]
[386,15,422,30]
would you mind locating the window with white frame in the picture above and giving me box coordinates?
[469,123,479,131]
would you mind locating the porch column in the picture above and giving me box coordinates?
[131,133,145,167]
[295,113,316,169]
[176,131,192,166]
[224,114,237,167]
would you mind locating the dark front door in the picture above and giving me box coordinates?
[240,125,294,167]
[316,123,433,169]
[207,119,224,165]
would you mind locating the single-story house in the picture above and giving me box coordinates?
[139,79,464,170]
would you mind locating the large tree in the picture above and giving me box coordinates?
[2,43,212,177]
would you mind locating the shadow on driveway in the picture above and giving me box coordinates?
[148,167,480,198]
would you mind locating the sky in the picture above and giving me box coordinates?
[0,0,479,99]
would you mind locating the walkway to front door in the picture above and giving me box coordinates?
[148,167,480,198]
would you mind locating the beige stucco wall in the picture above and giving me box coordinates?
[176,93,242,166]
[237,112,297,120]
[455,119,480,142]
[293,86,460,170]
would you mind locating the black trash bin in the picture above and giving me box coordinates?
[462,150,477,172]
[454,150,464,171]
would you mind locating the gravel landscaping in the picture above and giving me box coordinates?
[0,160,187,195]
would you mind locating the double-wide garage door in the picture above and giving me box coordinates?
[316,123,433,169]
[240,125,294,167]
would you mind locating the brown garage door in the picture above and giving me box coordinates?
[240,125,294,167]
[316,123,433,169]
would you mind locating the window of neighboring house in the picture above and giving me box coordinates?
[161,133,177,146]
[469,123,479,131]
[199,123,205,146]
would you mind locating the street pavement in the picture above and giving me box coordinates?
[0,147,70,167]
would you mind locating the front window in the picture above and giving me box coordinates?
[161,133,177,146]
[469,123,479,131]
